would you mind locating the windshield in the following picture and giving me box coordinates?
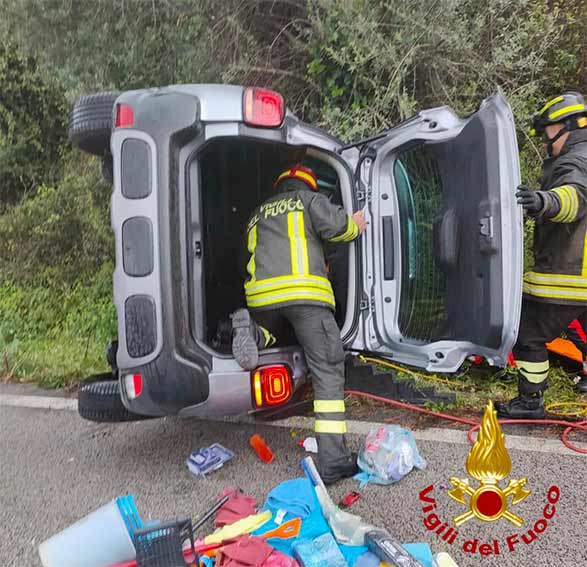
[393,145,446,343]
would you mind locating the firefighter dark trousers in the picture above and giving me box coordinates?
[514,298,587,386]
[252,305,352,477]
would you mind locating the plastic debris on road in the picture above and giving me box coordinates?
[298,437,318,453]
[355,425,426,487]
[186,443,235,477]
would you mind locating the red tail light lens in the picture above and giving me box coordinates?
[124,373,143,399]
[243,88,284,127]
[252,365,292,407]
[115,103,134,128]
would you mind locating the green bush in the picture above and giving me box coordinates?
[0,154,112,287]
[0,43,68,207]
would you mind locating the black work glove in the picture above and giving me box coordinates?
[516,185,544,215]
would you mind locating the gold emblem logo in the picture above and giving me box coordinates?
[448,401,531,527]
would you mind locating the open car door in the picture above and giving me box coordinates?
[352,93,523,372]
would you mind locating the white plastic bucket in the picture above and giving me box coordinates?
[39,496,142,567]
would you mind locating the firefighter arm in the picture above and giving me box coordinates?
[545,159,587,223]
[546,184,586,223]
[307,193,359,242]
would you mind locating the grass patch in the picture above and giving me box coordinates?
[366,357,587,414]
[0,262,116,388]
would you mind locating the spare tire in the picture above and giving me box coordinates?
[78,380,151,423]
[69,92,120,156]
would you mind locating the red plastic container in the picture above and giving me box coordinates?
[250,434,274,463]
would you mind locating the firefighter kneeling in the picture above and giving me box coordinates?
[496,92,587,419]
[231,164,366,484]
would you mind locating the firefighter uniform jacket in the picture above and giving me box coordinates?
[523,129,587,305]
[243,187,359,311]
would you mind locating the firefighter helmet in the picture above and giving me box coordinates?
[275,165,318,191]
[531,91,587,136]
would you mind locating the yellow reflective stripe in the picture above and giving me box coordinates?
[523,282,587,301]
[565,186,579,220]
[524,271,587,288]
[551,187,571,222]
[549,104,587,120]
[287,211,308,275]
[578,117,587,128]
[539,96,564,115]
[552,185,579,222]
[245,274,331,287]
[517,360,549,384]
[330,216,359,242]
[259,326,276,347]
[246,225,257,281]
[294,170,318,190]
[298,213,309,274]
[287,212,299,275]
[277,169,292,184]
[247,288,336,308]
[245,275,333,294]
[314,400,346,413]
[314,420,347,434]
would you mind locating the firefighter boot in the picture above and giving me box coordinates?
[231,308,274,370]
[495,374,547,419]
[316,434,358,485]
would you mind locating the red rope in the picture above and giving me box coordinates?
[345,390,587,455]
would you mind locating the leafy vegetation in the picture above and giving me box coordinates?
[0,0,585,389]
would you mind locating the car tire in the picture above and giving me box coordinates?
[78,380,150,423]
[69,92,120,156]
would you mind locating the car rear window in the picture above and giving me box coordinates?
[393,145,446,342]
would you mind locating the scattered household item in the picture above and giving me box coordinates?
[365,529,426,567]
[134,518,196,567]
[195,495,230,532]
[216,535,273,567]
[355,425,426,487]
[265,478,316,520]
[292,532,349,567]
[263,550,301,567]
[338,491,361,510]
[433,552,460,567]
[187,443,235,477]
[250,434,274,463]
[298,437,318,453]
[39,495,143,567]
[204,511,272,544]
[355,545,433,567]
[302,456,373,546]
[215,489,256,528]
[261,518,302,541]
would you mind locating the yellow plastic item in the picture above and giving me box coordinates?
[204,510,272,545]
[435,552,460,567]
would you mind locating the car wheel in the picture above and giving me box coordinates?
[68,92,120,156]
[78,380,151,423]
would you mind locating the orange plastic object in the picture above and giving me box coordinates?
[250,434,274,463]
[547,338,584,364]
[261,517,302,540]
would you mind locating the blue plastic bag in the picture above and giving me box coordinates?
[355,425,426,487]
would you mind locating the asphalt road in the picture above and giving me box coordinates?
[1,389,586,567]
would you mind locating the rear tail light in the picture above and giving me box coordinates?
[115,103,134,128]
[243,87,284,127]
[252,365,292,407]
[124,373,143,399]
